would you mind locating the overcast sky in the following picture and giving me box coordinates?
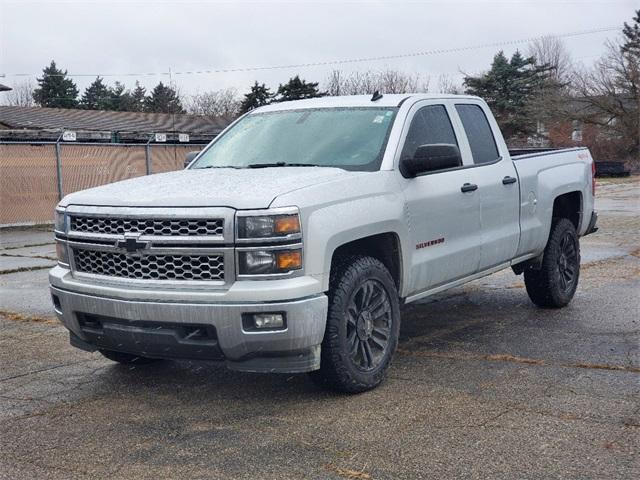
[0,0,636,98]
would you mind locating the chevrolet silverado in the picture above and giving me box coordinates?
[50,94,598,392]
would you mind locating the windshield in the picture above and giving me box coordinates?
[191,107,398,171]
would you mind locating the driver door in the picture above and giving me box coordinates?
[399,102,482,296]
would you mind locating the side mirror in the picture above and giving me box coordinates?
[401,144,462,177]
[184,151,201,169]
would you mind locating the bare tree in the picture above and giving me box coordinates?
[436,74,462,94]
[378,69,426,93]
[325,69,428,96]
[186,88,240,118]
[326,70,343,96]
[525,37,574,145]
[571,40,639,160]
[1,79,35,107]
[528,36,573,83]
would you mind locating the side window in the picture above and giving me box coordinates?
[455,104,500,164]
[400,105,458,164]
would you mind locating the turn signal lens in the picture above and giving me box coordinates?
[276,250,302,270]
[274,215,300,235]
[56,241,69,265]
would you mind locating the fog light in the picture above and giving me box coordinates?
[243,312,286,331]
[254,313,284,329]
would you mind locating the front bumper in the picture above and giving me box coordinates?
[50,280,328,373]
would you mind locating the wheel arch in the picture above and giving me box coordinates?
[513,191,583,275]
[329,232,404,295]
[552,190,583,231]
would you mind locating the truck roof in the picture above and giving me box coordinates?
[255,93,482,112]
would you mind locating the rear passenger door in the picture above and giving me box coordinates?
[454,103,520,271]
[399,102,482,295]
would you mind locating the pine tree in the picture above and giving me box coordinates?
[130,82,147,112]
[144,82,185,113]
[274,75,325,102]
[622,9,640,57]
[464,51,552,139]
[239,82,273,113]
[80,76,112,110]
[109,82,137,111]
[32,61,79,108]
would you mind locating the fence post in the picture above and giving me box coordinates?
[145,134,154,175]
[55,130,64,200]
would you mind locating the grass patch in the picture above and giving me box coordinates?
[0,309,58,325]
[397,349,640,373]
[0,252,56,261]
[595,175,640,185]
[0,223,53,232]
[0,265,53,275]
[324,464,372,480]
[1,242,55,251]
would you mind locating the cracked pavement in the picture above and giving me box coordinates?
[0,178,638,479]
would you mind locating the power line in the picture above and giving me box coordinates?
[1,26,618,79]
[172,26,618,75]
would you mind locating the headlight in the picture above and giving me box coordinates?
[54,209,66,232]
[238,248,302,275]
[237,213,300,239]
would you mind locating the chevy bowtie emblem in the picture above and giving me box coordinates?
[117,234,149,254]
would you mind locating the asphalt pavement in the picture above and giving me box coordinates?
[0,178,638,479]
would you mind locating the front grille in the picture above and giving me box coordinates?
[73,248,224,281]
[70,216,224,237]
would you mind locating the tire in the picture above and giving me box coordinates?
[311,255,400,393]
[99,349,162,365]
[524,218,580,308]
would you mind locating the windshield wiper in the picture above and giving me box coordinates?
[246,162,319,168]
[195,165,242,169]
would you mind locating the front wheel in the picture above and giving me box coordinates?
[524,218,580,308]
[311,255,400,393]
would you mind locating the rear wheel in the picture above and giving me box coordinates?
[311,255,400,393]
[524,218,580,308]
[99,349,162,365]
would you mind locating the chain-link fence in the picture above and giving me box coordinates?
[0,141,208,226]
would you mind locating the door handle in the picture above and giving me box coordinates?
[461,183,478,193]
[502,176,517,185]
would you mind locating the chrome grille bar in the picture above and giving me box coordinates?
[70,216,224,237]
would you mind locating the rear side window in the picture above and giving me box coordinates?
[455,104,500,164]
[400,105,458,163]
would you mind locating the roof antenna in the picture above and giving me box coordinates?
[371,91,383,102]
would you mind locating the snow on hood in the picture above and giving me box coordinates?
[60,167,363,210]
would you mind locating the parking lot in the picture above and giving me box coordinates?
[1,178,638,479]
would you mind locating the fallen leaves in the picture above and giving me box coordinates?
[324,464,372,480]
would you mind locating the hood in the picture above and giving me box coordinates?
[60,167,363,209]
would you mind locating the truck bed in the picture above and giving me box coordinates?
[509,147,589,160]
[510,146,594,259]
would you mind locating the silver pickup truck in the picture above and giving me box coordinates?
[50,94,598,392]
